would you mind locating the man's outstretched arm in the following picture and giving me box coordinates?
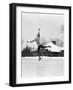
[27,39,36,43]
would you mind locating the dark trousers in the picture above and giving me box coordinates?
[37,45,44,60]
[37,45,50,60]
[37,45,44,52]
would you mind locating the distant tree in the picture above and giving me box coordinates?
[54,24,64,47]
[60,24,64,33]
[22,45,32,57]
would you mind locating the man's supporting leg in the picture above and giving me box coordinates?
[37,46,41,61]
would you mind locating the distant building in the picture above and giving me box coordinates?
[52,41,56,45]
[56,39,64,47]
[52,39,64,47]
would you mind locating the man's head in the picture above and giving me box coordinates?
[38,28,40,32]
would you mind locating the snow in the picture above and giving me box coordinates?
[45,42,64,52]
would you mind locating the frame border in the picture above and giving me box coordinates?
[9,3,71,87]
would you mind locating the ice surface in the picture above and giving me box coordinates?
[21,57,64,78]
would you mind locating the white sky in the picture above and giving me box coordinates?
[22,12,64,43]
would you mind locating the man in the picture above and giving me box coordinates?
[27,28,42,61]
[27,28,51,61]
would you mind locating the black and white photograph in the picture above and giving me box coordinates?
[21,12,64,78]
[10,3,71,87]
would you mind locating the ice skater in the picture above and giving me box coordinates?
[27,28,51,61]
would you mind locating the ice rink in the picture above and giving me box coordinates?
[21,57,64,78]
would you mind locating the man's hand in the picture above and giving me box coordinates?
[26,41,30,43]
[26,39,36,43]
